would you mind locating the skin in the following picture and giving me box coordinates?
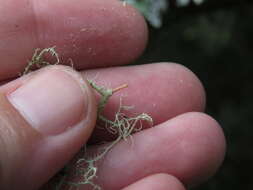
[0,0,226,189]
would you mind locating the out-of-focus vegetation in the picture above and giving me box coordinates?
[130,0,253,189]
[123,0,168,27]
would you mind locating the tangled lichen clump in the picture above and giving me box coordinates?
[57,81,152,190]
[24,47,153,190]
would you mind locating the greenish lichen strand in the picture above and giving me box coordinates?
[23,46,59,75]
[24,47,153,190]
[87,80,113,115]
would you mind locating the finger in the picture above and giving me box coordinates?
[122,174,185,190]
[2,63,205,143]
[87,112,226,190]
[82,63,206,142]
[0,66,97,189]
[0,0,147,80]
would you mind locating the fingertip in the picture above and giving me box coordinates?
[123,173,185,190]
[158,63,206,112]
[182,112,226,186]
[117,0,149,62]
[35,0,148,67]
[164,112,226,186]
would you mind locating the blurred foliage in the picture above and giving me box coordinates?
[123,0,168,27]
[132,0,253,190]
[123,0,205,27]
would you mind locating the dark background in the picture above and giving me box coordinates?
[137,0,253,189]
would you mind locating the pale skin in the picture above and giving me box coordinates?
[0,0,226,189]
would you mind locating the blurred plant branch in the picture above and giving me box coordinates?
[164,0,253,24]
[125,0,253,28]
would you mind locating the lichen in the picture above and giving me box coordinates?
[23,46,59,75]
[24,47,153,190]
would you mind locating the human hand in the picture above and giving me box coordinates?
[0,0,226,189]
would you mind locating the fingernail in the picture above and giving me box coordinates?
[8,66,88,136]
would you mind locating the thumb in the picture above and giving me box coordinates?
[0,66,97,190]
